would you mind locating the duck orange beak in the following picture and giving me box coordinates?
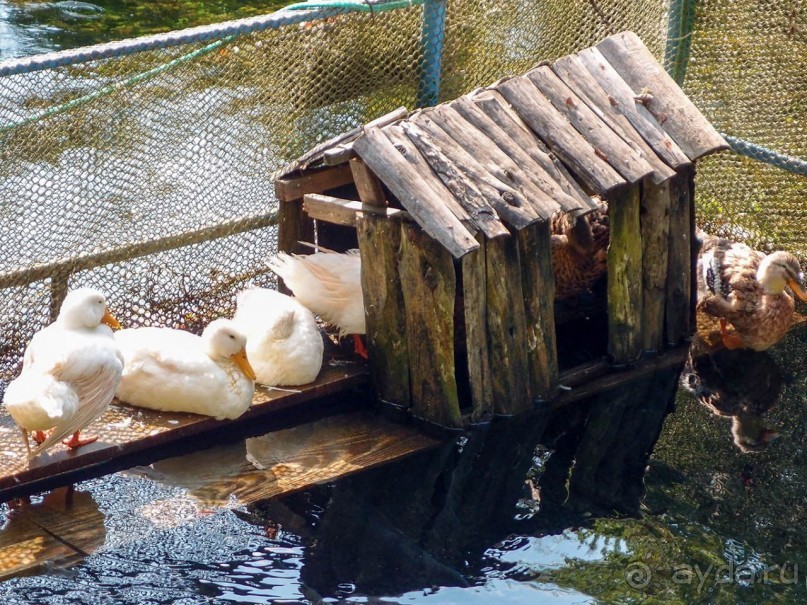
[102,308,122,330]
[231,348,257,381]
[788,279,807,302]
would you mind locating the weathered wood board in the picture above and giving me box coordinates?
[0,360,370,502]
[0,411,441,580]
[596,31,728,160]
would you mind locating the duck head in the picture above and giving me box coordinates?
[757,252,807,301]
[203,318,257,381]
[731,413,780,453]
[57,287,121,330]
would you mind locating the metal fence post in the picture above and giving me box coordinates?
[416,0,447,107]
[665,0,697,85]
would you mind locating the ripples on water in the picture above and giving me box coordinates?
[1,324,805,605]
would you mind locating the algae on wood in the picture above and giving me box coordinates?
[665,166,695,346]
[517,220,558,400]
[607,184,644,364]
[357,214,410,407]
[398,222,462,427]
[461,233,494,421]
[485,233,531,414]
[640,177,671,353]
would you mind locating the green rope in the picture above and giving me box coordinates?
[281,0,422,13]
[0,35,236,133]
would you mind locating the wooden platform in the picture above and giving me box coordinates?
[0,358,370,502]
[0,410,441,580]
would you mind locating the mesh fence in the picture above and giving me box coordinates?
[683,0,807,253]
[0,0,803,386]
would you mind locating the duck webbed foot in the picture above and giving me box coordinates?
[62,431,98,449]
[720,319,745,350]
[353,334,368,359]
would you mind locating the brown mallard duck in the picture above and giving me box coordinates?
[551,199,609,301]
[696,232,807,351]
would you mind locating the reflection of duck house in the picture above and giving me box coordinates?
[274,32,727,428]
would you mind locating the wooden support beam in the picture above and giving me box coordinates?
[349,158,387,206]
[277,199,315,293]
[485,233,531,415]
[577,46,691,170]
[274,164,355,202]
[640,177,671,353]
[550,55,677,184]
[526,65,656,184]
[665,165,695,345]
[596,31,729,160]
[497,75,626,195]
[461,233,494,421]
[607,183,644,364]
[518,220,558,400]
[357,213,410,407]
[398,222,462,427]
[354,126,479,259]
[303,194,401,227]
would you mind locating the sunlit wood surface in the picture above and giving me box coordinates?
[0,410,442,580]
[0,358,370,501]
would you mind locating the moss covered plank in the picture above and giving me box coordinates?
[357,213,410,407]
[607,184,644,364]
[398,222,462,427]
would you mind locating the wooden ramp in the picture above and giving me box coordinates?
[0,358,370,502]
[0,410,441,580]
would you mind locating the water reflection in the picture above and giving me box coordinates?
[682,345,784,452]
[3,329,807,602]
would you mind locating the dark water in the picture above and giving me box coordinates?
[3,3,807,603]
[2,328,807,603]
[0,0,293,60]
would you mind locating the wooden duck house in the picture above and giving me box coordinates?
[273,32,728,428]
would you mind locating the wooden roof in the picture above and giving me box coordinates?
[281,31,728,259]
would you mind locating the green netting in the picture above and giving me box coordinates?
[0,0,804,385]
[682,0,807,254]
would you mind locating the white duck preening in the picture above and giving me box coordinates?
[114,318,256,420]
[232,287,324,386]
[3,287,124,458]
[268,249,367,358]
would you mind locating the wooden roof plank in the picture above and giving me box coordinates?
[282,106,409,174]
[551,54,678,184]
[576,47,691,170]
[374,126,478,230]
[526,65,657,184]
[469,89,596,207]
[595,31,728,160]
[496,75,626,194]
[425,104,562,217]
[400,116,541,228]
[391,124,510,238]
[353,126,480,258]
[450,95,593,214]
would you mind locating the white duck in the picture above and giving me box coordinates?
[3,287,124,458]
[268,249,367,357]
[115,318,256,420]
[232,287,324,386]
